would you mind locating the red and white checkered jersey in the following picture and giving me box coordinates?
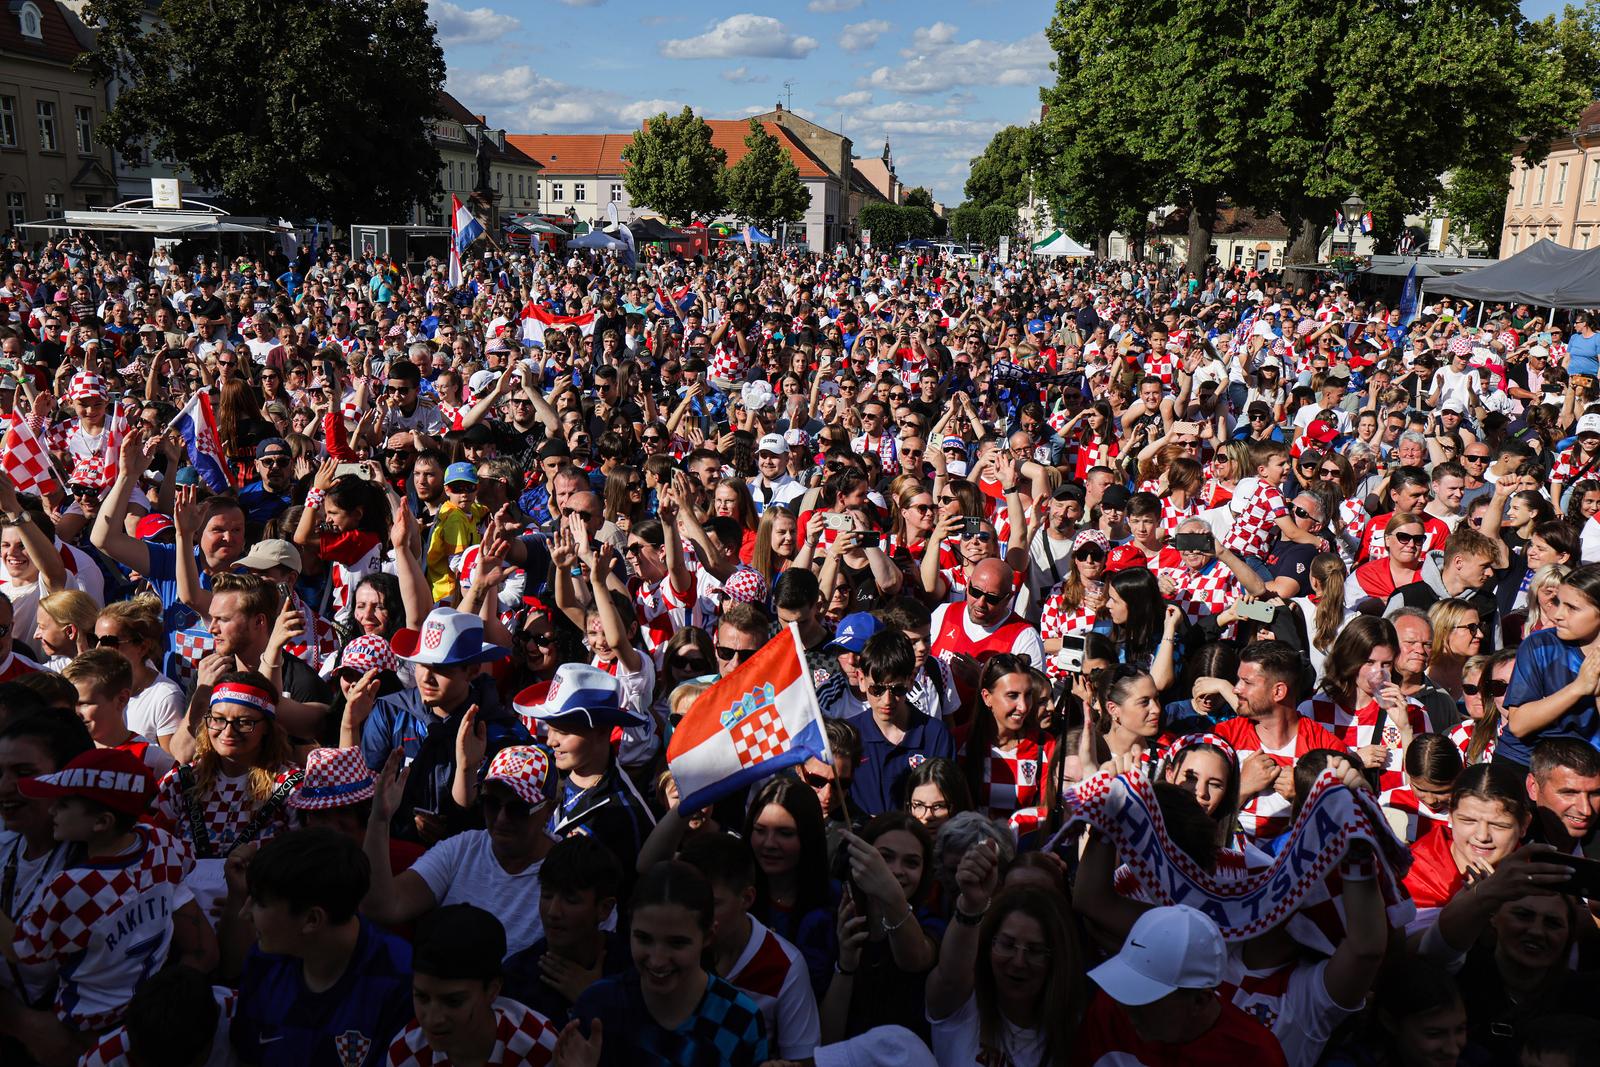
[1297,693,1427,793]
[726,914,819,1059]
[45,416,112,474]
[1447,718,1497,764]
[1145,345,1176,387]
[282,593,339,668]
[81,986,236,1067]
[385,996,557,1067]
[1159,494,1201,538]
[1222,480,1287,558]
[1550,443,1595,485]
[13,825,194,1029]
[633,560,718,664]
[708,342,747,384]
[1158,561,1243,627]
[1039,585,1097,679]
[1215,715,1350,843]
[153,763,298,854]
[969,733,1056,819]
[1379,784,1449,845]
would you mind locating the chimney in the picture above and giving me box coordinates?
[775,101,784,112]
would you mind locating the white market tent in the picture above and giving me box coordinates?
[1032,230,1092,257]
[16,199,287,236]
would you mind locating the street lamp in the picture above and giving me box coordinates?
[1343,193,1366,218]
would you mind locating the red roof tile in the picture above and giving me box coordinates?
[704,119,830,180]
[509,120,830,181]
[0,0,86,67]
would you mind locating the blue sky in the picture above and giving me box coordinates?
[430,0,1055,205]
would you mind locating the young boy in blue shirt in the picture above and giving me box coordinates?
[845,630,956,815]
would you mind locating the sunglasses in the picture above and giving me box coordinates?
[1318,466,1341,477]
[715,645,758,664]
[962,530,995,543]
[866,682,910,698]
[802,771,844,790]
[561,508,597,519]
[1464,454,1490,463]
[1455,622,1484,636]
[93,633,128,648]
[1292,505,1319,521]
[670,654,710,673]
[1391,531,1426,546]
[521,631,556,648]
[479,792,535,820]
[1073,547,1106,562]
[966,586,1010,605]
[259,456,289,467]
[1462,679,1508,698]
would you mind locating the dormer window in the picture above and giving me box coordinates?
[18,2,43,39]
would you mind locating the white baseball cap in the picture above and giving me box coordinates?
[757,433,787,455]
[1088,905,1226,1006]
[1578,413,1600,437]
[814,1026,937,1067]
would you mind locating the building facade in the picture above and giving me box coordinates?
[504,134,632,228]
[1500,101,1600,256]
[415,92,542,229]
[0,0,116,229]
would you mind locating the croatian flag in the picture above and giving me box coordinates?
[168,391,232,493]
[666,624,832,812]
[519,301,597,347]
[449,195,484,288]
[1358,212,1374,235]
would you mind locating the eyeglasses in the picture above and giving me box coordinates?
[561,508,598,519]
[966,586,1010,604]
[1464,454,1490,463]
[205,715,262,735]
[1455,622,1484,636]
[258,456,289,467]
[802,771,846,791]
[69,484,96,498]
[384,385,412,395]
[479,792,535,820]
[1292,505,1320,521]
[447,483,477,493]
[1391,531,1426,546]
[625,541,658,557]
[1319,466,1341,477]
[669,654,710,673]
[381,449,413,460]
[1463,679,1508,698]
[962,530,995,543]
[715,644,758,664]
[906,502,935,513]
[906,799,949,817]
[866,682,910,698]
[93,633,128,648]
[991,934,1051,964]
[642,434,665,443]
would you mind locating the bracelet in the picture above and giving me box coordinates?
[1002,484,1018,495]
[953,901,988,926]
[304,488,326,510]
[834,961,856,976]
[881,907,914,933]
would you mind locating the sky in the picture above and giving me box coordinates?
[430,0,1056,206]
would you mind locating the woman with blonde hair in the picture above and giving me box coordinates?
[33,589,99,671]
[1202,440,1251,508]
[1521,562,1571,639]
[1291,553,1351,682]
[750,505,798,583]
[96,595,185,752]
[1426,597,1484,702]
[153,670,300,921]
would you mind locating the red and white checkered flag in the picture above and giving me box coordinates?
[1,415,61,498]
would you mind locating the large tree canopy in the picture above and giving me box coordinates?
[82,0,445,222]
[963,127,1039,212]
[622,108,727,226]
[722,120,808,233]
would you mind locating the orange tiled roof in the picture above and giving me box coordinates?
[509,120,830,180]
[506,134,632,177]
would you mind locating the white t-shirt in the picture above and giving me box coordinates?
[929,994,1046,1067]
[595,653,659,770]
[1221,956,1358,1067]
[410,829,544,955]
[4,544,102,655]
[127,673,185,742]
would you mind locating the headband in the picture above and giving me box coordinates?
[1167,731,1239,768]
[211,681,276,719]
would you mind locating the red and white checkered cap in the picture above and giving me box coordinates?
[68,456,107,489]
[68,372,106,400]
[723,566,769,604]
[1073,528,1111,555]
[484,745,552,807]
[288,746,375,810]
[1447,335,1475,357]
[339,633,398,675]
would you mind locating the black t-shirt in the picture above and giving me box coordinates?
[191,294,226,322]
[1267,541,1318,597]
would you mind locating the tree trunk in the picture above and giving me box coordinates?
[1097,231,1111,259]
[1283,214,1324,293]
[1186,188,1217,278]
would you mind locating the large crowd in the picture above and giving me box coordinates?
[0,228,1596,1067]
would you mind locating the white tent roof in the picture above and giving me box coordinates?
[1032,230,1092,257]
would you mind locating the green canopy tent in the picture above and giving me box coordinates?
[1032,230,1092,257]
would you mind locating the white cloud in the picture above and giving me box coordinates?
[855,99,956,123]
[822,90,873,108]
[721,65,769,84]
[839,20,890,52]
[450,67,687,129]
[866,23,1051,92]
[557,0,605,6]
[807,0,863,10]
[428,1,520,45]
[660,15,818,60]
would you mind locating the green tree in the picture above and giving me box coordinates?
[858,203,938,247]
[622,107,727,226]
[963,126,1038,211]
[1434,164,1512,255]
[722,119,808,233]
[81,0,444,222]
[946,203,1015,247]
[901,188,946,235]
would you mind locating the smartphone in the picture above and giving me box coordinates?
[1055,634,1087,675]
[333,462,372,482]
[961,516,985,538]
[1538,332,1553,345]
[1550,853,1600,897]
[823,513,853,532]
[857,531,881,549]
[1236,599,1277,623]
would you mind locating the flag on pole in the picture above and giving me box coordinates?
[1398,264,1421,329]
[1333,209,1346,233]
[168,391,232,493]
[666,624,832,812]
[0,417,61,498]
[1358,212,1374,235]
[618,223,637,270]
[449,195,485,288]
[519,301,597,347]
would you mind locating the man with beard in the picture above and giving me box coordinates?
[237,437,296,531]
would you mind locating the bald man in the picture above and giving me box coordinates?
[928,557,1045,704]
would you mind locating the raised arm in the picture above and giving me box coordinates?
[0,472,65,593]
[89,427,154,576]
[925,838,1000,1020]
[171,484,213,617]
[361,750,439,924]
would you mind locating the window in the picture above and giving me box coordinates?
[1517,165,1528,206]
[0,97,14,148]
[43,192,61,218]
[1557,161,1569,203]
[1589,158,1600,203]
[1534,163,1546,204]
[551,182,564,202]
[74,106,92,154]
[1584,228,1593,249]
[573,183,586,202]
[610,183,622,203]
[36,101,56,152]
[5,191,23,229]
[17,2,41,39]
[494,171,501,193]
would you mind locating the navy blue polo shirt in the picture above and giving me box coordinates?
[1500,626,1600,766]
[846,708,955,815]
